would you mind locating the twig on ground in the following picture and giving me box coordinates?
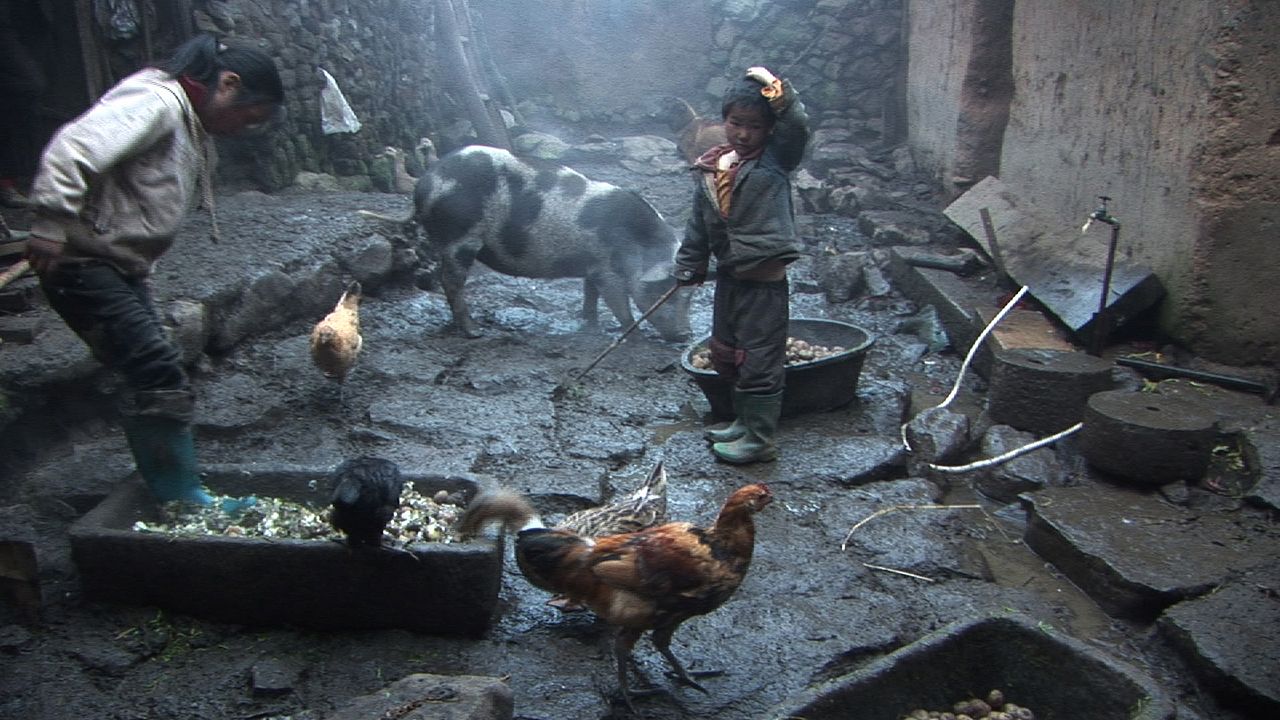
[863,562,935,582]
[840,503,982,552]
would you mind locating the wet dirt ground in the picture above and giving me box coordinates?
[0,133,1267,719]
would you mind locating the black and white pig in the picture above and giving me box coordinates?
[400,145,691,341]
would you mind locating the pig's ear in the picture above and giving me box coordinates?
[639,263,674,282]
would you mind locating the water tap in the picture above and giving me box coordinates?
[1081,196,1119,233]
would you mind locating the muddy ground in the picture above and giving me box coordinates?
[0,133,1269,720]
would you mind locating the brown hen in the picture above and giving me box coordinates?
[460,480,772,709]
[548,461,670,611]
[310,280,363,381]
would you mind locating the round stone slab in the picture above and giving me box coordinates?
[1081,389,1216,486]
[988,348,1114,435]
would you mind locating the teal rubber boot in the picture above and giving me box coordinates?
[122,416,255,512]
[712,390,782,464]
[703,390,746,443]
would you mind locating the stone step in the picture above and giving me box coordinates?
[1158,563,1280,716]
[887,246,1081,379]
[1020,483,1279,620]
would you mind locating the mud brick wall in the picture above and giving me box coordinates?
[908,0,1280,364]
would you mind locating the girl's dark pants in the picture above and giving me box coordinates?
[38,260,194,422]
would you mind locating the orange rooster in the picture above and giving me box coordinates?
[310,280,363,381]
[460,481,773,709]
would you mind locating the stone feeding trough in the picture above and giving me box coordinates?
[680,318,874,419]
[767,614,1175,720]
[69,464,502,636]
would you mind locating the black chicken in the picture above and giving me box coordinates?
[328,456,404,548]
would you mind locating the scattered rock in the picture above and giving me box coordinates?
[251,657,301,697]
[812,251,871,303]
[975,425,1065,503]
[905,405,970,465]
[512,131,570,159]
[320,673,513,720]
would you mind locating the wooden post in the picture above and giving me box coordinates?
[978,206,1009,283]
[74,0,105,102]
[433,0,508,149]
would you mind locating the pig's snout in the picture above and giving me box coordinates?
[647,287,692,343]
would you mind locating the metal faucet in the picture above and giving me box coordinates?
[1081,195,1120,233]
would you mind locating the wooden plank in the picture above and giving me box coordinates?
[944,176,1164,340]
[977,305,1075,354]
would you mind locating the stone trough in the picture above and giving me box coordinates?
[767,614,1175,720]
[68,464,502,635]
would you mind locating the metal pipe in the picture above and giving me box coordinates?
[1115,356,1273,397]
[1083,196,1120,356]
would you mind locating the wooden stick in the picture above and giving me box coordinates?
[978,206,1010,282]
[863,562,935,582]
[0,259,31,290]
[573,283,681,383]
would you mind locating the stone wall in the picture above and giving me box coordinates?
[908,0,1280,364]
[202,0,909,212]
[470,0,903,141]
[196,0,444,190]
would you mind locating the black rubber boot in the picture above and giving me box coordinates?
[711,390,782,464]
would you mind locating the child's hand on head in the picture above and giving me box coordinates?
[745,66,779,86]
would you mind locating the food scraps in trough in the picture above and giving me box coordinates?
[131,482,466,546]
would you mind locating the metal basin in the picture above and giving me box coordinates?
[680,318,874,419]
[68,464,502,636]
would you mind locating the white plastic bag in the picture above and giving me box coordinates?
[318,68,361,135]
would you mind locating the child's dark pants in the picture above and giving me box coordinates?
[710,274,789,394]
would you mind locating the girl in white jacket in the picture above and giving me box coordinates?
[26,34,283,507]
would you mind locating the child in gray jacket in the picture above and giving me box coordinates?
[674,65,810,464]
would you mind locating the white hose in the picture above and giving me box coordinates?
[900,286,1029,451]
[926,422,1081,473]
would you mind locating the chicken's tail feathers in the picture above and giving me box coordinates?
[642,460,667,498]
[459,488,545,538]
[622,459,667,514]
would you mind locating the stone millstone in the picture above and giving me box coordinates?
[987,348,1114,435]
[1080,390,1216,485]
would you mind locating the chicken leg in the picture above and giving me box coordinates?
[613,628,647,712]
[651,624,713,694]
